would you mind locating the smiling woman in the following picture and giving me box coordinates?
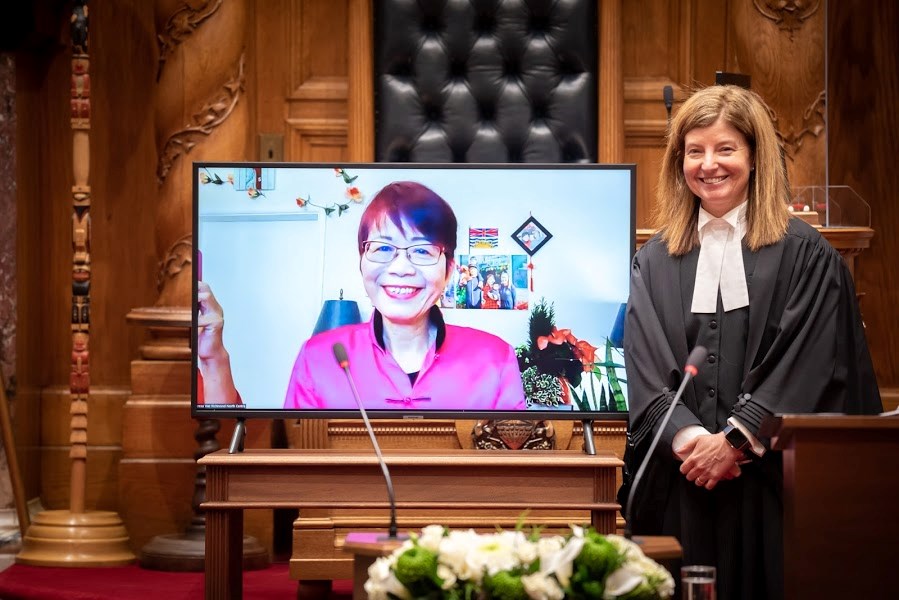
[682,118,753,218]
[621,85,882,600]
[283,181,526,411]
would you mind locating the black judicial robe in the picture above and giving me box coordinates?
[620,217,881,600]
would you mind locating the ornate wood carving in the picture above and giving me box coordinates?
[69,0,91,511]
[753,0,821,40]
[771,89,826,160]
[472,419,556,450]
[156,0,223,80]
[156,52,246,184]
[157,233,193,293]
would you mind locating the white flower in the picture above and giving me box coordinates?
[603,563,644,598]
[437,564,457,589]
[601,539,676,599]
[465,532,521,579]
[437,529,483,581]
[418,524,446,553]
[516,536,539,564]
[536,535,565,556]
[521,571,565,600]
[537,535,584,588]
[365,556,412,600]
[605,534,644,560]
[629,554,675,598]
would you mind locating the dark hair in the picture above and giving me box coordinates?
[357,181,458,272]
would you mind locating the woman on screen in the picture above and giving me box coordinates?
[283,181,526,410]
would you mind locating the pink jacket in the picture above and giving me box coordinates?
[284,314,526,411]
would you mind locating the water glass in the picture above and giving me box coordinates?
[681,565,716,600]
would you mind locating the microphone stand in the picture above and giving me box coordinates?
[624,346,707,540]
[333,343,406,540]
[342,368,400,540]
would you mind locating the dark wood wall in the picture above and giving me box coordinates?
[10,0,897,550]
[828,0,899,410]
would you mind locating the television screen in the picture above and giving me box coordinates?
[192,162,634,420]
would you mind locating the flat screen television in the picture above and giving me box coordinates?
[192,162,634,422]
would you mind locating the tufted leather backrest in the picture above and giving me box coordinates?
[374,0,597,163]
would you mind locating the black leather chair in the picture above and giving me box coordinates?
[374,0,597,163]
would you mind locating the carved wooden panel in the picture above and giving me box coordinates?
[283,0,350,162]
[731,1,825,189]
[622,0,827,225]
[286,117,348,162]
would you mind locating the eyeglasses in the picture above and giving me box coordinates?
[363,241,445,266]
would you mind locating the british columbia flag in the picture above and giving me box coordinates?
[469,227,499,249]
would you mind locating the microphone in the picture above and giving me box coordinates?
[624,345,708,540]
[663,85,674,124]
[332,342,405,540]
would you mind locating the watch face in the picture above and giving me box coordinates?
[725,425,749,450]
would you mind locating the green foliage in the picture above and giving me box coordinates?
[527,298,557,352]
[521,366,563,407]
[394,545,440,597]
[483,571,529,600]
[566,530,625,599]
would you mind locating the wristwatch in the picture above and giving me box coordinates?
[722,423,751,452]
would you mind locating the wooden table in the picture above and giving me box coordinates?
[199,448,622,599]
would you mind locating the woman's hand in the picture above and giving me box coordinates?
[678,432,744,490]
[196,281,240,405]
[197,281,227,362]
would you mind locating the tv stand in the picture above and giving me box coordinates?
[581,419,596,455]
[228,418,246,454]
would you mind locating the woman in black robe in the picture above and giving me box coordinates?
[620,85,881,600]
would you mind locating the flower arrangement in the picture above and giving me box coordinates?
[517,299,627,411]
[365,524,674,600]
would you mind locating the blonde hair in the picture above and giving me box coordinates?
[654,85,791,256]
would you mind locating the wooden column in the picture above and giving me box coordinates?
[347,0,374,162]
[121,0,265,570]
[598,0,624,163]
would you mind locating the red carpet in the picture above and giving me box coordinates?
[0,563,353,599]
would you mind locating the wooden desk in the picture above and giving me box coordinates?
[200,448,622,600]
[761,415,899,600]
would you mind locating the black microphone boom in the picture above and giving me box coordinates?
[332,342,404,540]
[663,85,674,124]
[624,345,708,539]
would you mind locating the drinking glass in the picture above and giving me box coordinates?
[681,565,716,600]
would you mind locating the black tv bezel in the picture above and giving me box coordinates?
[191,161,636,421]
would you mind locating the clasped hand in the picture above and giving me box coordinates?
[676,432,744,490]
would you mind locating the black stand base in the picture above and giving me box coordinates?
[581,419,596,455]
[229,418,246,454]
[139,526,268,571]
